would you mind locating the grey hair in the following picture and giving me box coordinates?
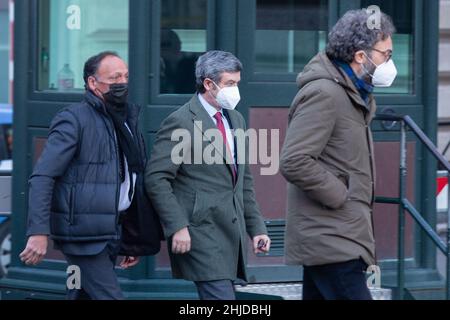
[326,9,396,63]
[195,51,243,93]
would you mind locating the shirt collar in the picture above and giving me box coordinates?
[198,93,223,118]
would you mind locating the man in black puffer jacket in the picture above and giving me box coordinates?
[19,51,162,300]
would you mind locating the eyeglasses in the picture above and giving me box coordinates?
[371,48,393,62]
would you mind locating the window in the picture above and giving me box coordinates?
[254,0,329,74]
[361,0,415,94]
[37,0,129,91]
[160,0,207,94]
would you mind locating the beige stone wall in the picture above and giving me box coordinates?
[438,0,450,154]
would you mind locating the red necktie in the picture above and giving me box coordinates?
[214,112,237,184]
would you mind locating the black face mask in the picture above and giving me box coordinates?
[103,83,129,106]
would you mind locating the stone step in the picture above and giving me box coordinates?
[235,282,392,300]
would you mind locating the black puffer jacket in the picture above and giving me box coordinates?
[27,91,162,255]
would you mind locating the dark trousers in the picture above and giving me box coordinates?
[195,280,236,300]
[64,240,123,300]
[302,259,373,300]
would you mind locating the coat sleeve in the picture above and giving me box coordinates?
[27,110,80,237]
[280,87,348,209]
[144,112,190,239]
[240,115,268,238]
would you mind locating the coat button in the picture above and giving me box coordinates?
[232,217,237,223]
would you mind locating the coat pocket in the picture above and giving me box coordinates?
[190,193,216,227]
[336,172,350,189]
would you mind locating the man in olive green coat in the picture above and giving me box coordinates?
[280,9,397,300]
[145,51,270,300]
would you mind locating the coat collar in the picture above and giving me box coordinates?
[189,94,241,131]
[189,94,241,185]
[83,90,141,130]
[317,53,377,123]
[298,53,376,116]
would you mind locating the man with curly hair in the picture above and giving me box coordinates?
[280,9,397,300]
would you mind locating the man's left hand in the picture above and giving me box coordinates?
[120,256,140,269]
[253,235,271,255]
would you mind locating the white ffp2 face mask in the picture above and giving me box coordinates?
[363,53,398,87]
[372,59,398,87]
[213,82,241,110]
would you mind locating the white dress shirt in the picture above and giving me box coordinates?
[117,123,137,212]
[198,94,235,164]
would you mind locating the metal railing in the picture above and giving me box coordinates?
[374,114,450,300]
[438,120,450,158]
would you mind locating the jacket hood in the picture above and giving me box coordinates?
[297,52,370,110]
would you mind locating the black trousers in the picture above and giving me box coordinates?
[64,240,123,300]
[302,259,373,300]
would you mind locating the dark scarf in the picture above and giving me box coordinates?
[105,102,144,183]
[333,59,374,104]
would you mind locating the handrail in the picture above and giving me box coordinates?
[374,113,450,300]
[403,198,447,254]
[376,114,450,172]
[437,120,450,157]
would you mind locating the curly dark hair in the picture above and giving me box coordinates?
[326,9,396,63]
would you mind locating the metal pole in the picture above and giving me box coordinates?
[447,171,450,300]
[397,121,407,300]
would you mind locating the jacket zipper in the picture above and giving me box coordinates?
[99,114,121,226]
[366,121,378,262]
[109,118,121,226]
[69,185,75,225]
